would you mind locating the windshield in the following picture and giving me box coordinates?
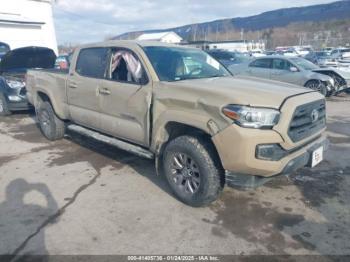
[143,46,230,81]
[290,57,319,70]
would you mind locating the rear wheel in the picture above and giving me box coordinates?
[37,101,65,141]
[305,80,329,97]
[0,93,11,116]
[163,135,224,207]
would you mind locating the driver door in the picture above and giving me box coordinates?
[270,58,303,86]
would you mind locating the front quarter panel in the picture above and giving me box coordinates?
[150,82,230,153]
[308,72,333,83]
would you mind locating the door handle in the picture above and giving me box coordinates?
[99,88,111,95]
[68,82,78,89]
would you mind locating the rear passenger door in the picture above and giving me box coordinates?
[67,47,109,130]
[247,58,272,79]
[98,47,152,146]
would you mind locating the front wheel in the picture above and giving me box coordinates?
[163,135,224,207]
[0,93,11,116]
[305,80,329,97]
[37,101,65,141]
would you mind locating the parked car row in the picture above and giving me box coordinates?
[240,46,350,68]
[208,49,350,96]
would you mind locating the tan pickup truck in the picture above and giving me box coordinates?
[26,41,328,207]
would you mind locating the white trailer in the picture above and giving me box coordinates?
[0,0,57,54]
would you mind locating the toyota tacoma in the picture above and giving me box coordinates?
[26,41,328,207]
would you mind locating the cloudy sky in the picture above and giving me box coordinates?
[53,0,336,45]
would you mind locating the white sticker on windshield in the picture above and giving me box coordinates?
[206,55,220,70]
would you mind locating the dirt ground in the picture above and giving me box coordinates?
[0,95,349,258]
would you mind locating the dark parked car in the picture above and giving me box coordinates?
[207,49,250,67]
[304,51,338,67]
[0,46,56,116]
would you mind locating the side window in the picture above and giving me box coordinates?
[249,59,271,69]
[272,59,292,70]
[76,48,109,78]
[285,61,293,70]
[108,48,145,84]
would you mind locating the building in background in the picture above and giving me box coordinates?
[209,40,265,52]
[137,32,183,44]
[0,0,57,54]
[183,40,265,52]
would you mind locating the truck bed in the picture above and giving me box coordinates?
[26,68,69,119]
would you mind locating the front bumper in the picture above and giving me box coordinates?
[212,123,328,177]
[6,95,32,111]
[334,80,350,94]
[219,134,329,188]
[8,100,32,111]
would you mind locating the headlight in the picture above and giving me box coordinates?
[222,105,280,129]
[6,79,25,89]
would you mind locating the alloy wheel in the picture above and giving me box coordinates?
[39,109,51,137]
[170,153,201,195]
[308,81,322,92]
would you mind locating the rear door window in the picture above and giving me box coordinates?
[76,48,109,78]
[249,58,272,69]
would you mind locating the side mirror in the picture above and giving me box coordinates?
[290,66,298,72]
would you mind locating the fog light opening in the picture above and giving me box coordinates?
[256,144,287,161]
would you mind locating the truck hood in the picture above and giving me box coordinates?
[164,76,313,109]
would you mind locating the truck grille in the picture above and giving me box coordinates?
[288,99,326,143]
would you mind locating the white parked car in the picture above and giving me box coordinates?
[331,48,350,60]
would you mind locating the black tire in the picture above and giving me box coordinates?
[163,135,224,207]
[37,101,65,141]
[305,80,329,97]
[0,93,11,116]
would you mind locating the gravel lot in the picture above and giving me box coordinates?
[0,95,349,258]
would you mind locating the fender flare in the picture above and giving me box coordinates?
[34,88,68,120]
